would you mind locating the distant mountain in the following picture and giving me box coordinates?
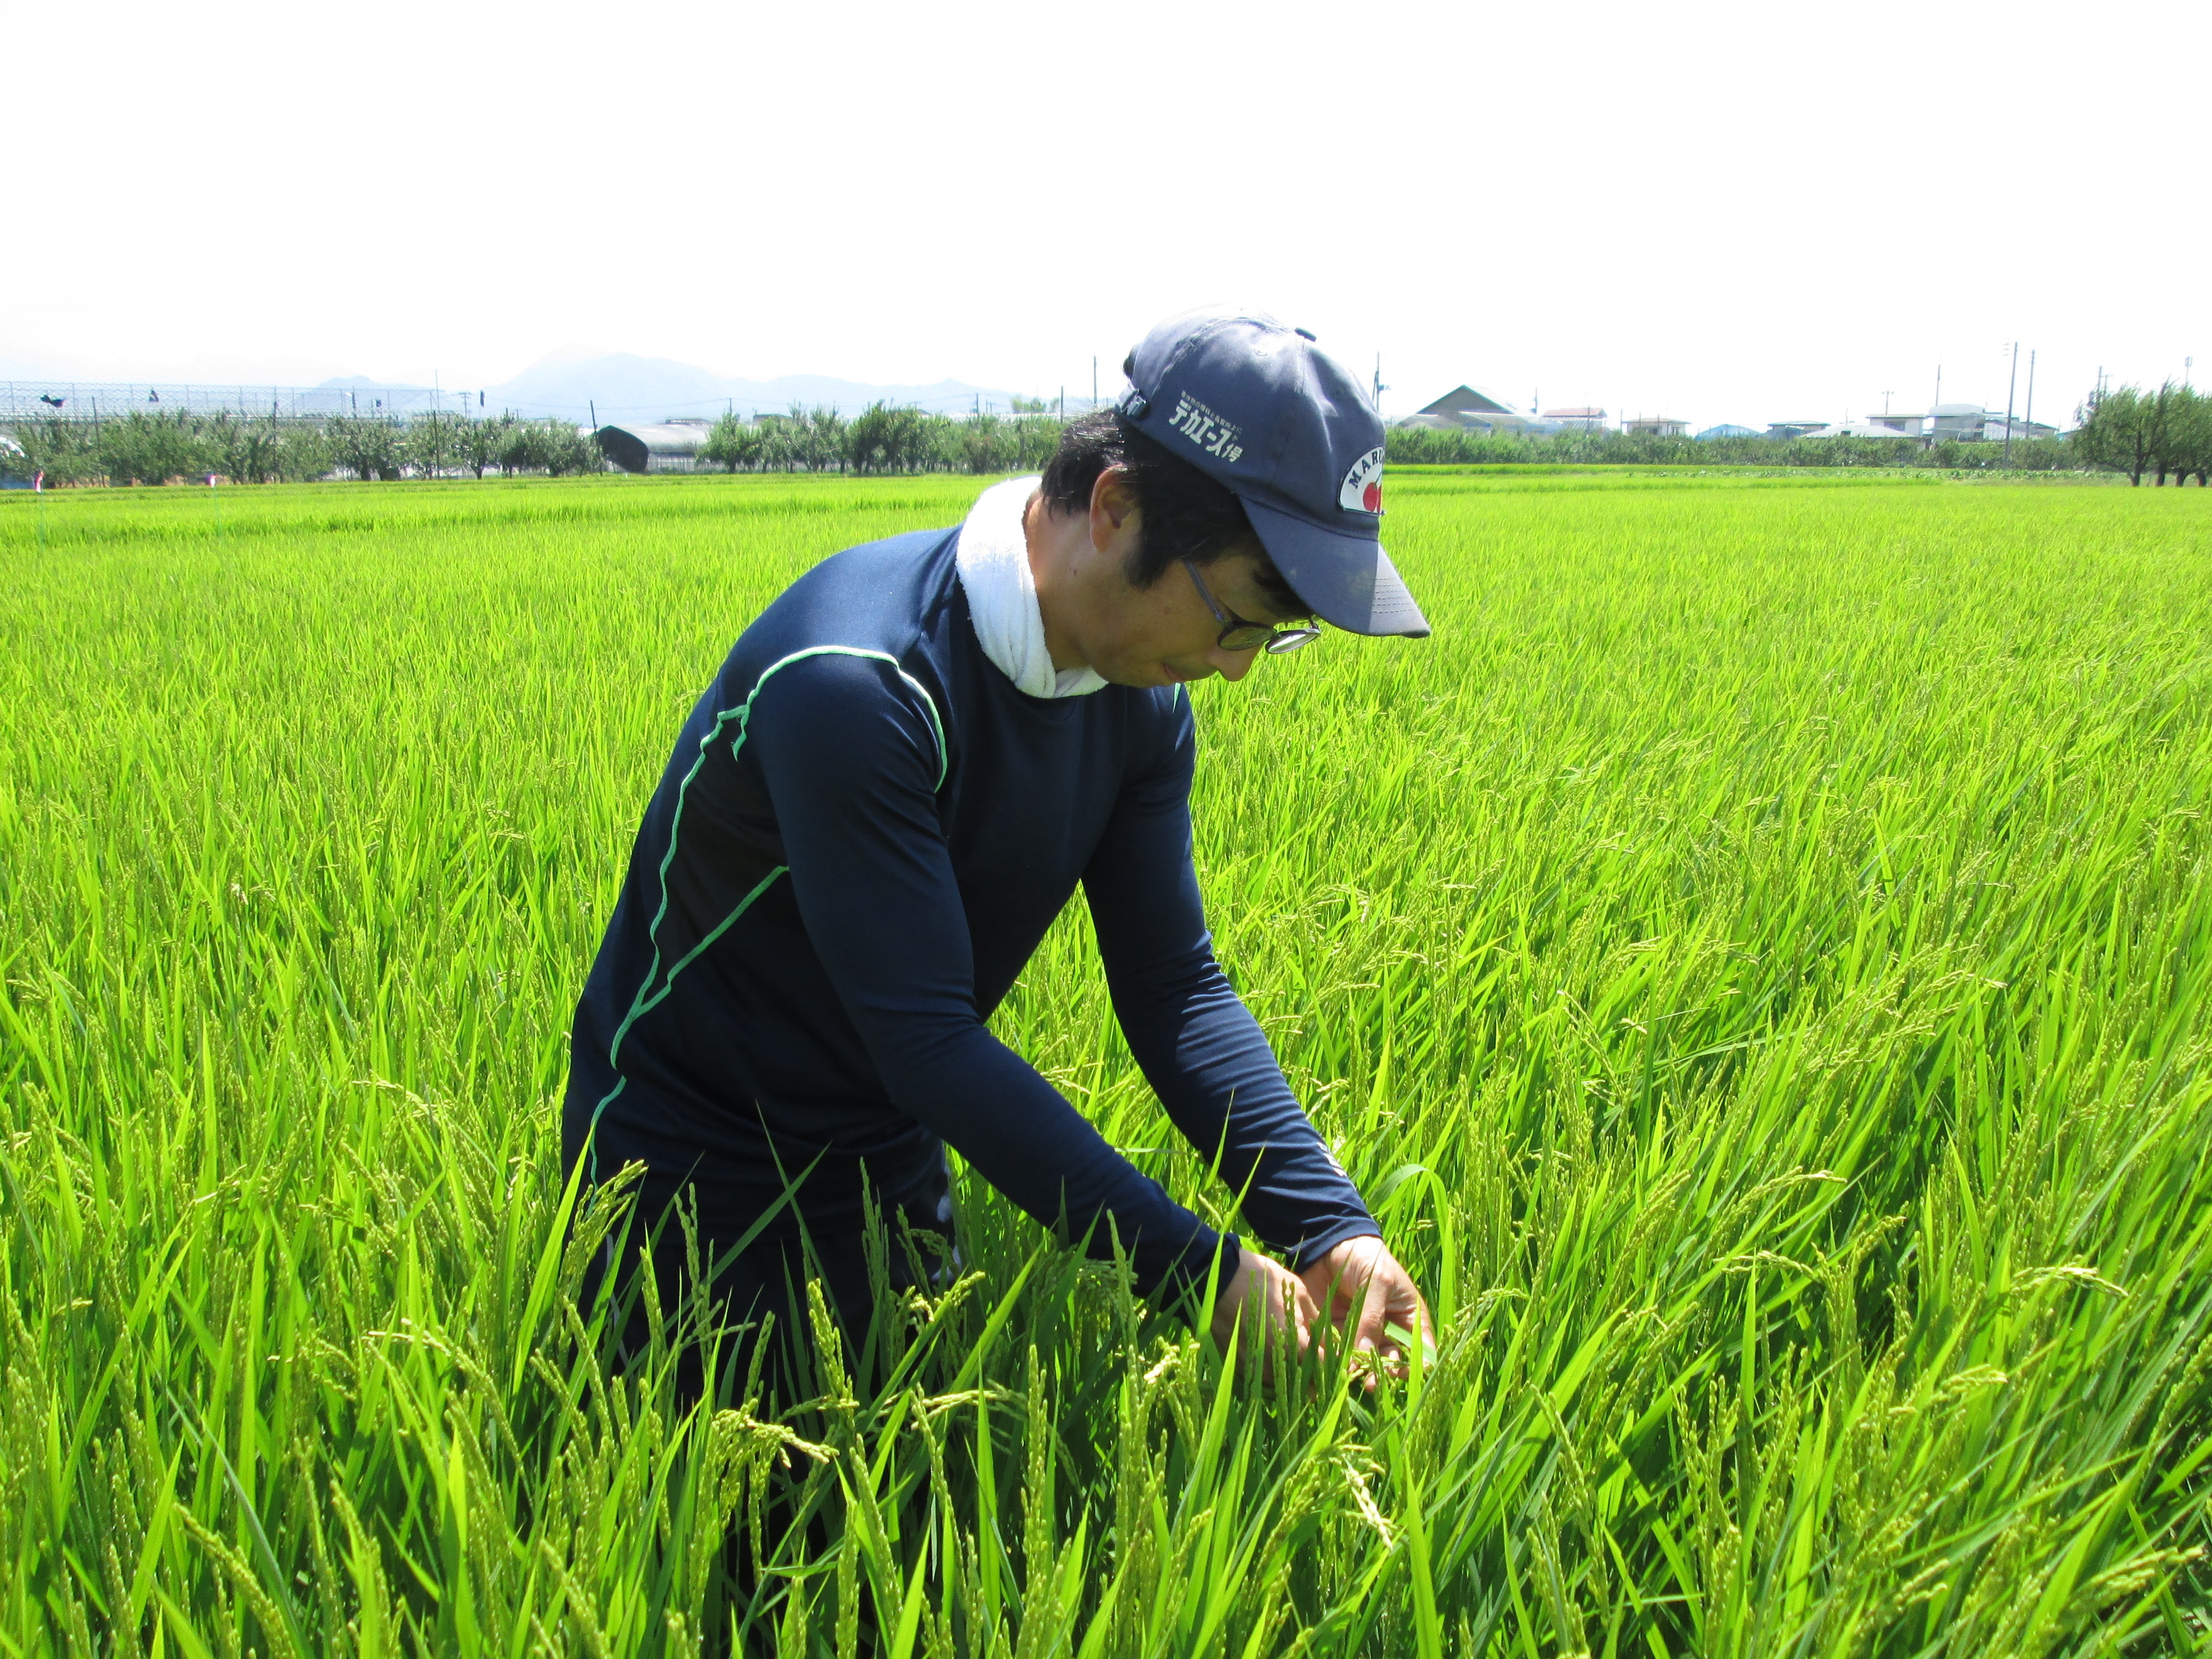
[472,350,1052,424]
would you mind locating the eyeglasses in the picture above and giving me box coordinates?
[1183,561,1323,655]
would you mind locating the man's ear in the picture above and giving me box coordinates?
[1089,465,1138,540]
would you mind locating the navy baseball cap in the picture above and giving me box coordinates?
[1119,306,1430,639]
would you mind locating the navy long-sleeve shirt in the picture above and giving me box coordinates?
[563,522,1376,1307]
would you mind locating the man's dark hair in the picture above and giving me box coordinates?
[1039,412,1302,610]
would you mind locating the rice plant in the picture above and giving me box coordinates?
[1,470,2207,1655]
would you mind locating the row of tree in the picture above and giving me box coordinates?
[1384,384,2211,482]
[2070,382,2212,486]
[1380,425,2076,470]
[8,386,2206,487]
[0,404,1077,486]
[0,410,601,487]
[695,405,1068,475]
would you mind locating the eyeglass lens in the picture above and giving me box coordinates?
[1187,561,1321,656]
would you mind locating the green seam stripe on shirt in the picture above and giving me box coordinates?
[586,645,948,1179]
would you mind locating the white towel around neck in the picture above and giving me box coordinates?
[954,476,1106,699]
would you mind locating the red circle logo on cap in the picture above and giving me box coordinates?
[1339,447,1386,516]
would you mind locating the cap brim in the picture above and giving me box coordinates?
[1239,497,1431,638]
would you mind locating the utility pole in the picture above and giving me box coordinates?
[2023,350,2036,436]
[2002,342,2019,465]
[1371,354,1388,413]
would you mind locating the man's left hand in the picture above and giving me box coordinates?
[1297,1235,1433,1381]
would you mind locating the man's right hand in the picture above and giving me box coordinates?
[1211,1246,1318,1369]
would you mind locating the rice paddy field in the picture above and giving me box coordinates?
[2,467,2209,1657]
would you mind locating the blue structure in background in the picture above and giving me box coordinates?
[1696,424,1760,440]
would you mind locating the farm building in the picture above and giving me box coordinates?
[1928,404,1988,442]
[1624,416,1690,438]
[1418,385,1517,419]
[592,419,714,473]
[1695,425,1760,440]
[1543,406,1608,431]
[1766,420,1829,440]
[1798,420,1921,441]
[1399,385,1559,435]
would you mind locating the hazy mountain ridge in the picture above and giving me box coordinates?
[320,350,1050,423]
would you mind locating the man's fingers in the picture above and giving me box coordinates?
[1351,1271,1390,1355]
[1217,1255,1312,1355]
[1371,1271,1434,1376]
[1307,1252,1371,1325]
[1324,1261,1361,1324]
[1275,1267,1314,1359]
[1397,1280,1435,1353]
[1242,1261,1312,1373]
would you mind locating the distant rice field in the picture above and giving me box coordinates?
[2,469,2207,1655]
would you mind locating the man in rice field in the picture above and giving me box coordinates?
[565,307,1433,1397]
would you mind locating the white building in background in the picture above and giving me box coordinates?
[1398,385,1563,435]
[1800,419,1922,440]
[1783,406,2060,444]
[1417,385,1517,419]
[1928,404,1988,442]
[1544,406,1608,431]
[1917,406,2060,443]
[1624,416,1690,438]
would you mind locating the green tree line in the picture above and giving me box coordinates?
[1380,425,2079,470]
[0,405,1073,486]
[0,410,600,487]
[2070,382,2212,485]
[10,389,2205,488]
[696,404,1068,475]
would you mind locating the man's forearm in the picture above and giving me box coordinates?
[1106,950,1377,1261]
[852,1007,1242,1307]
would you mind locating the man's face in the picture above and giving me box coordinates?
[1069,478,1309,689]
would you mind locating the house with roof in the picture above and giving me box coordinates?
[1399,385,1559,435]
[1419,385,1517,419]
[1929,404,1988,442]
[1543,406,1608,431]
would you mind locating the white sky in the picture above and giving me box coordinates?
[4,0,2204,430]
